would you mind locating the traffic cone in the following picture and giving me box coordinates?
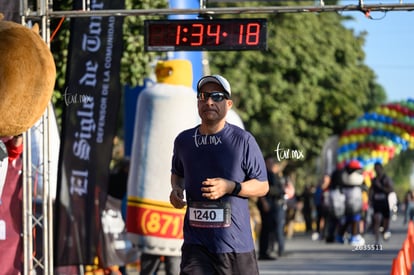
[402,239,413,273]
[391,250,408,275]
[391,257,400,275]
[408,221,414,245]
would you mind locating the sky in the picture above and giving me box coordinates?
[341,3,414,183]
[341,0,414,103]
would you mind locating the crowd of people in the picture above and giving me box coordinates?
[252,157,403,263]
[307,161,399,246]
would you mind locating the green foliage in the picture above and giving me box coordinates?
[207,1,387,188]
[120,0,168,86]
[385,150,414,200]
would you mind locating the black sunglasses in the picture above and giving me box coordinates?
[198,92,229,102]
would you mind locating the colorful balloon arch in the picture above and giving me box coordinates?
[337,98,414,180]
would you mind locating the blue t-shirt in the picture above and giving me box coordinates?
[171,123,267,253]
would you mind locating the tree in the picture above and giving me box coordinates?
[385,150,414,200]
[207,2,386,187]
[120,0,167,87]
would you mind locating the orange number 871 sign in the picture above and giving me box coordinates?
[127,198,185,239]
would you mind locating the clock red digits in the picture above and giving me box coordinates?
[175,25,181,45]
[246,23,260,45]
[191,23,204,46]
[207,24,220,45]
[145,19,266,51]
[238,24,244,45]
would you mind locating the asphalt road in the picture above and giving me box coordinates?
[125,214,410,275]
[258,215,408,275]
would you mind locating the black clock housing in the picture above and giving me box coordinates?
[144,18,267,51]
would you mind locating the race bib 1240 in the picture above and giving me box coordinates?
[188,201,231,228]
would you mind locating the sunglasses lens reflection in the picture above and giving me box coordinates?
[198,92,227,102]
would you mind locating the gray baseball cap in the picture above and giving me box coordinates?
[197,75,231,97]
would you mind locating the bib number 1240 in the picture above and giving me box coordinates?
[188,201,231,228]
[191,208,223,222]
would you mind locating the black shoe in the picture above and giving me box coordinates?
[258,254,277,260]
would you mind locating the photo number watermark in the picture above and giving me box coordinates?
[352,244,384,252]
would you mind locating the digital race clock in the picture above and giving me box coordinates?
[144,19,267,51]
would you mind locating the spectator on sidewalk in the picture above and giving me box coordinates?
[257,156,286,260]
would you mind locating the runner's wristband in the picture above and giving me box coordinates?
[231,181,242,195]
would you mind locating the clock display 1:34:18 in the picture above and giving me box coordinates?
[144,19,267,51]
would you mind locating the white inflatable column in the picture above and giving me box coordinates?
[126,60,198,256]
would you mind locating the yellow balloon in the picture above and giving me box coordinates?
[402,132,410,142]
[365,176,372,187]
[381,153,389,164]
